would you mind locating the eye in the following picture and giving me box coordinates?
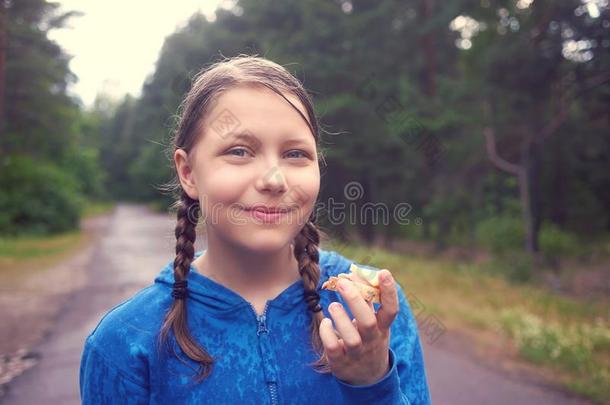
[226,147,253,158]
[285,150,309,159]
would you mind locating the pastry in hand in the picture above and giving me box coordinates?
[321,263,381,303]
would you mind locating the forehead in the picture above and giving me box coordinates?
[201,84,314,145]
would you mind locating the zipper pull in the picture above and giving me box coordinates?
[257,314,268,336]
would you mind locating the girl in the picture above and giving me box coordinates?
[79,55,431,404]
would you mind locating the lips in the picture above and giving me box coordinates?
[244,205,292,214]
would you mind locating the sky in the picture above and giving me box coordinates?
[49,0,226,107]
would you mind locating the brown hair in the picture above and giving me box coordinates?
[158,54,331,382]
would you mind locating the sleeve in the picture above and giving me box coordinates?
[79,337,150,405]
[334,282,432,405]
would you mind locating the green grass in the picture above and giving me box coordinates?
[498,308,610,397]
[324,240,610,403]
[0,200,115,270]
[0,229,91,277]
[0,231,83,259]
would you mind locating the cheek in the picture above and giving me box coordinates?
[284,167,320,210]
[197,166,251,204]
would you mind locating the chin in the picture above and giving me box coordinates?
[237,231,294,255]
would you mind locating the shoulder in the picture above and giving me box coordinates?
[318,248,352,279]
[79,286,167,398]
[83,283,171,364]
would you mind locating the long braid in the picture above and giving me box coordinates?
[158,191,216,382]
[294,212,332,373]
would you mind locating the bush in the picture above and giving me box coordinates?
[486,251,534,283]
[539,222,580,258]
[61,146,106,200]
[475,215,524,254]
[0,155,85,235]
[498,308,610,401]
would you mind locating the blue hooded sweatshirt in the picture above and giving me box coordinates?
[79,249,431,404]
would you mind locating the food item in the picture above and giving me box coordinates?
[321,263,381,303]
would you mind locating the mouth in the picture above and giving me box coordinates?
[242,204,296,223]
[243,205,294,214]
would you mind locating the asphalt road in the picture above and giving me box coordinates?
[0,204,593,404]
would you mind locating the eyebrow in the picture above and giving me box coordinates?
[225,132,262,148]
[226,131,312,148]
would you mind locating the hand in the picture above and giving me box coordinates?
[319,269,399,386]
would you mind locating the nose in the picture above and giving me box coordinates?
[257,165,288,194]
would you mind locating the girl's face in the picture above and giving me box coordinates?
[175,84,320,255]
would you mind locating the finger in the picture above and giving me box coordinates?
[319,317,345,362]
[376,270,399,331]
[328,301,363,355]
[336,279,379,342]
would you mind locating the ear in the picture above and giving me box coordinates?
[174,149,199,200]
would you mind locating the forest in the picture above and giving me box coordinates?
[3,1,609,261]
[1,1,609,400]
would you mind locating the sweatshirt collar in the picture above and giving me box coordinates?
[154,248,336,313]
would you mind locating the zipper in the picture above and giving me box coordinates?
[249,302,278,405]
[250,302,270,336]
[268,382,278,405]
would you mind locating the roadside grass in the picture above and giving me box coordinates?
[0,201,115,272]
[325,241,610,404]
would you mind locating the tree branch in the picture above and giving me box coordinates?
[537,71,610,143]
[483,127,523,176]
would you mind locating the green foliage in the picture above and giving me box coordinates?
[498,308,610,402]
[128,140,175,203]
[539,222,580,258]
[0,155,84,235]
[3,0,82,160]
[8,0,607,255]
[0,0,105,235]
[79,0,610,260]
[487,251,534,283]
[475,216,525,254]
[61,145,106,200]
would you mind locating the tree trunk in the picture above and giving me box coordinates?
[356,175,376,245]
[422,219,431,239]
[435,216,450,251]
[518,148,535,253]
[0,0,6,150]
[550,137,567,225]
[515,137,543,254]
[420,0,437,98]
[529,141,543,252]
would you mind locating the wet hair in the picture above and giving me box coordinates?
[158,54,331,382]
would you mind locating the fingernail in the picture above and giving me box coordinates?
[383,271,393,284]
[330,302,342,313]
[338,280,348,292]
